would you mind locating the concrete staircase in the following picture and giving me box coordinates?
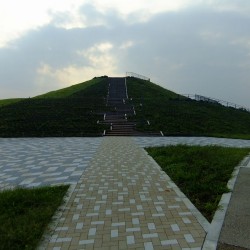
[101,77,162,136]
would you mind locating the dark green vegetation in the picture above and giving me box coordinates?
[0,98,24,107]
[35,77,102,98]
[0,77,109,137]
[146,145,250,221]
[126,77,250,139]
[1,76,250,138]
[0,185,69,250]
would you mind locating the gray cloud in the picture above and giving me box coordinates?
[1,4,250,108]
[115,7,250,107]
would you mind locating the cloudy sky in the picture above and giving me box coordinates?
[1,0,250,108]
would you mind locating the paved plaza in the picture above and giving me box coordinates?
[0,136,250,249]
[0,138,102,190]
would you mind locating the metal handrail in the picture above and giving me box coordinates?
[183,94,250,112]
[126,72,150,81]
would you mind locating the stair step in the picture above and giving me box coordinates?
[104,77,161,137]
[101,121,135,124]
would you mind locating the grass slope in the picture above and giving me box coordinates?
[0,98,24,107]
[35,77,106,98]
[1,75,250,138]
[146,145,250,221]
[0,185,69,250]
[0,77,109,137]
[127,77,250,139]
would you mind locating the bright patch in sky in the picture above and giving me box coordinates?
[0,0,210,47]
[0,0,82,47]
[36,41,119,91]
[1,0,249,47]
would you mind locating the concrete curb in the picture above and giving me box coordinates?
[37,183,77,250]
[145,150,211,233]
[202,155,250,250]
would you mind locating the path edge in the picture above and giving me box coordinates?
[144,148,211,233]
[202,154,250,250]
[36,183,77,250]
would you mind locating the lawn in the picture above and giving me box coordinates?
[0,98,24,107]
[34,76,107,98]
[0,77,109,137]
[0,185,69,250]
[146,145,250,221]
[127,77,250,139]
[1,76,250,138]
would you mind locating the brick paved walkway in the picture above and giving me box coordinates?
[39,137,206,249]
[1,137,250,249]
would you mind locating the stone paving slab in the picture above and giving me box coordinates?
[1,137,249,191]
[0,138,102,189]
[39,137,206,250]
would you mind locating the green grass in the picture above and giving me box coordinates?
[35,76,107,98]
[0,77,109,137]
[126,76,181,100]
[127,77,250,139]
[1,75,250,138]
[0,98,24,107]
[0,185,69,250]
[146,145,250,221]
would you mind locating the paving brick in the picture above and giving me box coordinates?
[2,137,215,249]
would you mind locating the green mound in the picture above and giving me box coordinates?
[126,77,250,139]
[0,98,24,107]
[1,75,250,138]
[0,77,109,137]
[35,76,107,98]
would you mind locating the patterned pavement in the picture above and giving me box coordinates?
[0,138,102,190]
[39,137,206,250]
[1,136,250,249]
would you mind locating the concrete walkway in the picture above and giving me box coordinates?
[218,165,250,249]
[1,136,250,249]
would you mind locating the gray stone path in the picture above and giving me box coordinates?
[1,136,250,249]
[1,137,249,190]
[0,138,102,189]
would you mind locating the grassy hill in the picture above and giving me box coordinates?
[35,77,106,98]
[126,77,250,139]
[0,76,109,137]
[0,98,25,107]
[1,75,250,138]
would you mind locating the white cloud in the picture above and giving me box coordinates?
[208,0,250,15]
[79,42,119,76]
[91,0,196,15]
[0,0,215,47]
[1,0,250,108]
[0,0,84,47]
[35,41,119,94]
[1,0,249,47]
[119,41,135,50]
[95,42,114,52]
[36,61,119,95]
[230,37,250,50]
[87,0,206,24]
[200,31,224,42]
